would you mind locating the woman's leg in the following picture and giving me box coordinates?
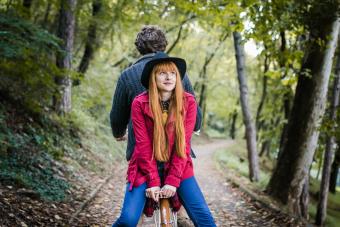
[112,182,147,227]
[177,176,216,227]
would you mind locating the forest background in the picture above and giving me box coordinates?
[0,0,340,226]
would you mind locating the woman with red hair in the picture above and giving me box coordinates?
[112,52,216,227]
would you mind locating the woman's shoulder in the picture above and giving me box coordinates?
[183,92,196,111]
[183,92,195,102]
[133,91,149,103]
[184,91,194,98]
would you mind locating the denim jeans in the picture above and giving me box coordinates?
[112,176,216,227]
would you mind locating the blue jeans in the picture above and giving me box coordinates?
[112,176,216,227]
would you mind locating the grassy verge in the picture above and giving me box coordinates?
[0,98,123,201]
[215,139,340,227]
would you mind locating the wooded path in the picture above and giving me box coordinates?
[76,139,305,227]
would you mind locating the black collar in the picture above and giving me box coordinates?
[133,53,155,65]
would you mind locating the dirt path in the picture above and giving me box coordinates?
[0,139,306,227]
[79,139,304,226]
[192,139,272,226]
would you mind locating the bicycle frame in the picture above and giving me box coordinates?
[153,198,178,227]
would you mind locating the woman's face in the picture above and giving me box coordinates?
[155,70,177,92]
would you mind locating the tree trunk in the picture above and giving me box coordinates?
[41,1,52,29]
[22,0,32,18]
[278,31,293,160]
[23,0,32,8]
[316,37,340,226]
[260,115,280,158]
[329,143,340,193]
[166,25,183,54]
[198,65,207,108]
[316,156,323,181]
[76,0,102,79]
[233,31,260,182]
[277,91,292,159]
[54,0,77,114]
[255,53,269,134]
[266,17,340,218]
[229,108,238,140]
[198,64,207,128]
[300,174,310,219]
[165,15,196,33]
[259,140,271,157]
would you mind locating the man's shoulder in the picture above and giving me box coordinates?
[120,63,141,78]
[121,54,154,77]
[117,62,145,91]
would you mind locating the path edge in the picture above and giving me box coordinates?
[213,151,311,226]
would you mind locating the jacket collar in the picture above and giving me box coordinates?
[133,53,155,65]
[140,92,176,124]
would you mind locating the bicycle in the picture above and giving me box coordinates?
[153,192,178,227]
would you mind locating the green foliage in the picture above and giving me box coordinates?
[0,153,70,201]
[70,59,126,167]
[0,12,62,59]
[0,12,64,113]
[0,90,121,199]
[0,101,75,201]
[320,112,339,139]
[309,177,340,227]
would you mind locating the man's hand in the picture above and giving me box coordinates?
[115,129,128,141]
[145,186,161,202]
[160,184,176,198]
[115,135,127,141]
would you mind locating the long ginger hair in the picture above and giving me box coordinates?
[148,61,186,162]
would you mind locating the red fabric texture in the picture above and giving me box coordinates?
[127,91,197,191]
[143,193,182,217]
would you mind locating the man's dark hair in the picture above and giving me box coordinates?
[135,25,168,55]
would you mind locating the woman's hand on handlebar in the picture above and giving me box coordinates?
[145,186,161,202]
[160,184,176,198]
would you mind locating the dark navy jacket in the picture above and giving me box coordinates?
[109,53,202,160]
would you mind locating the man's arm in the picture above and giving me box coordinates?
[109,75,130,138]
[182,74,202,132]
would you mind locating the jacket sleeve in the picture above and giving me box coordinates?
[109,75,130,138]
[164,97,197,188]
[131,98,161,188]
[182,74,202,132]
